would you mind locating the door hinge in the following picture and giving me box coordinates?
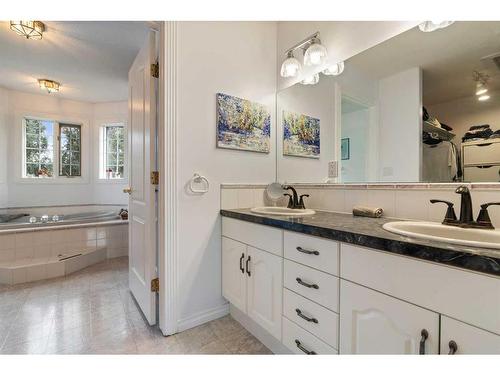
[150,62,159,78]
[151,277,159,292]
[151,171,159,185]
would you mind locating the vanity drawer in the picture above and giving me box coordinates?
[284,259,339,312]
[284,231,339,275]
[463,165,500,182]
[340,243,500,335]
[283,288,338,348]
[221,217,283,256]
[463,141,500,166]
[282,317,337,355]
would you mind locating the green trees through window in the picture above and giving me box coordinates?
[24,118,54,177]
[59,124,81,176]
[104,125,125,178]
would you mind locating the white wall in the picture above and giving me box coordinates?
[0,88,8,207]
[341,108,370,182]
[277,76,335,183]
[175,21,277,329]
[277,21,419,90]
[1,88,128,208]
[378,67,422,182]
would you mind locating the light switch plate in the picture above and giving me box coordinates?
[328,160,338,178]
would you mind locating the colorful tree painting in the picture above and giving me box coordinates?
[216,93,271,153]
[282,110,320,158]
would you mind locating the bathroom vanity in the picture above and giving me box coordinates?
[220,209,500,355]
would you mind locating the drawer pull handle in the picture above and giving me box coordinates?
[295,308,318,323]
[448,340,458,355]
[296,246,320,256]
[476,143,492,147]
[294,339,316,355]
[419,329,429,355]
[245,256,251,277]
[296,277,319,289]
[239,253,245,274]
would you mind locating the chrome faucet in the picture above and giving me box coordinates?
[431,185,500,229]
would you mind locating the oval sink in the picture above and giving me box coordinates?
[250,206,316,216]
[383,221,500,250]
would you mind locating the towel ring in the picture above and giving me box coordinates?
[189,173,209,194]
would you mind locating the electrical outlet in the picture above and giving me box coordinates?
[328,160,338,178]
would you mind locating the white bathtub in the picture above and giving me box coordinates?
[0,205,128,285]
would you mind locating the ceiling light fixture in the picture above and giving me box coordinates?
[323,61,345,76]
[478,95,490,101]
[38,79,60,93]
[473,71,490,99]
[301,73,320,85]
[418,21,454,33]
[10,21,45,40]
[280,51,302,78]
[280,32,328,78]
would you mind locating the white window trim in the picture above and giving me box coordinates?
[94,118,128,184]
[14,111,90,185]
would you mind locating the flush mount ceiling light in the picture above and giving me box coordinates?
[418,21,454,32]
[10,21,45,40]
[280,32,327,78]
[280,51,302,78]
[473,71,489,99]
[323,61,345,76]
[301,73,320,85]
[38,79,60,93]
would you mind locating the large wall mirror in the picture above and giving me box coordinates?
[276,21,500,183]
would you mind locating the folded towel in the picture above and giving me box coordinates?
[352,206,383,218]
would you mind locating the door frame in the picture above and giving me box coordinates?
[157,21,179,336]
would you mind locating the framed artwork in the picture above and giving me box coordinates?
[216,93,271,153]
[341,138,350,160]
[282,110,320,158]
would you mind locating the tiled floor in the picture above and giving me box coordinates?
[0,257,271,355]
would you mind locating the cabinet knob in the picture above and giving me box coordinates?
[419,329,429,354]
[448,340,458,355]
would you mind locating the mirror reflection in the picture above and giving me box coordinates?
[277,21,500,183]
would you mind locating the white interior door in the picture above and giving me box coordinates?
[127,30,158,325]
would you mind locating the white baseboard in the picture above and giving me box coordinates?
[230,304,291,354]
[177,303,230,332]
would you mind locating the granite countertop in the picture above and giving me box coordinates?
[220,209,500,277]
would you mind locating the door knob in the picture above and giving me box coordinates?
[123,187,132,194]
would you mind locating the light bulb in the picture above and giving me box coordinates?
[476,82,488,96]
[478,95,490,101]
[323,61,345,76]
[280,52,301,78]
[301,73,320,85]
[304,39,328,66]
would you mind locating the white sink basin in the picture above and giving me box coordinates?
[383,221,500,250]
[250,206,316,217]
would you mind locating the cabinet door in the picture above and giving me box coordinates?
[440,316,500,354]
[222,237,247,313]
[246,246,283,340]
[340,280,439,354]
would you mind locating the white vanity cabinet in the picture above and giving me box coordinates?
[340,280,439,354]
[440,316,500,355]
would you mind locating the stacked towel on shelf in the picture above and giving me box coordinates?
[462,124,494,142]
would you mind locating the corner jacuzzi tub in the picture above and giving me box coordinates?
[0,205,128,285]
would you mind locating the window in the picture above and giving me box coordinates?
[23,117,82,179]
[24,118,54,178]
[59,124,81,177]
[100,124,125,179]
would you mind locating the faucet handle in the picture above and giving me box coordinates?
[430,199,457,224]
[284,193,294,209]
[298,194,310,209]
[476,202,500,229]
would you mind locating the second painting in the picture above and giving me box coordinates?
[282,110,320,158]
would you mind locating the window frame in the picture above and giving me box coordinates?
[98,122,126,180]
[20,114,87,183]
[57,123,82,177]
[23,117,55,178]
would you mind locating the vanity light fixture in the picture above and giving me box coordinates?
[280,32,328,78]
[38,79,60,93]
[280,51,302,78]
[301,73,320,85]
[323,61,345,76]
[418,21,454,32]
[10,21,45,40]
